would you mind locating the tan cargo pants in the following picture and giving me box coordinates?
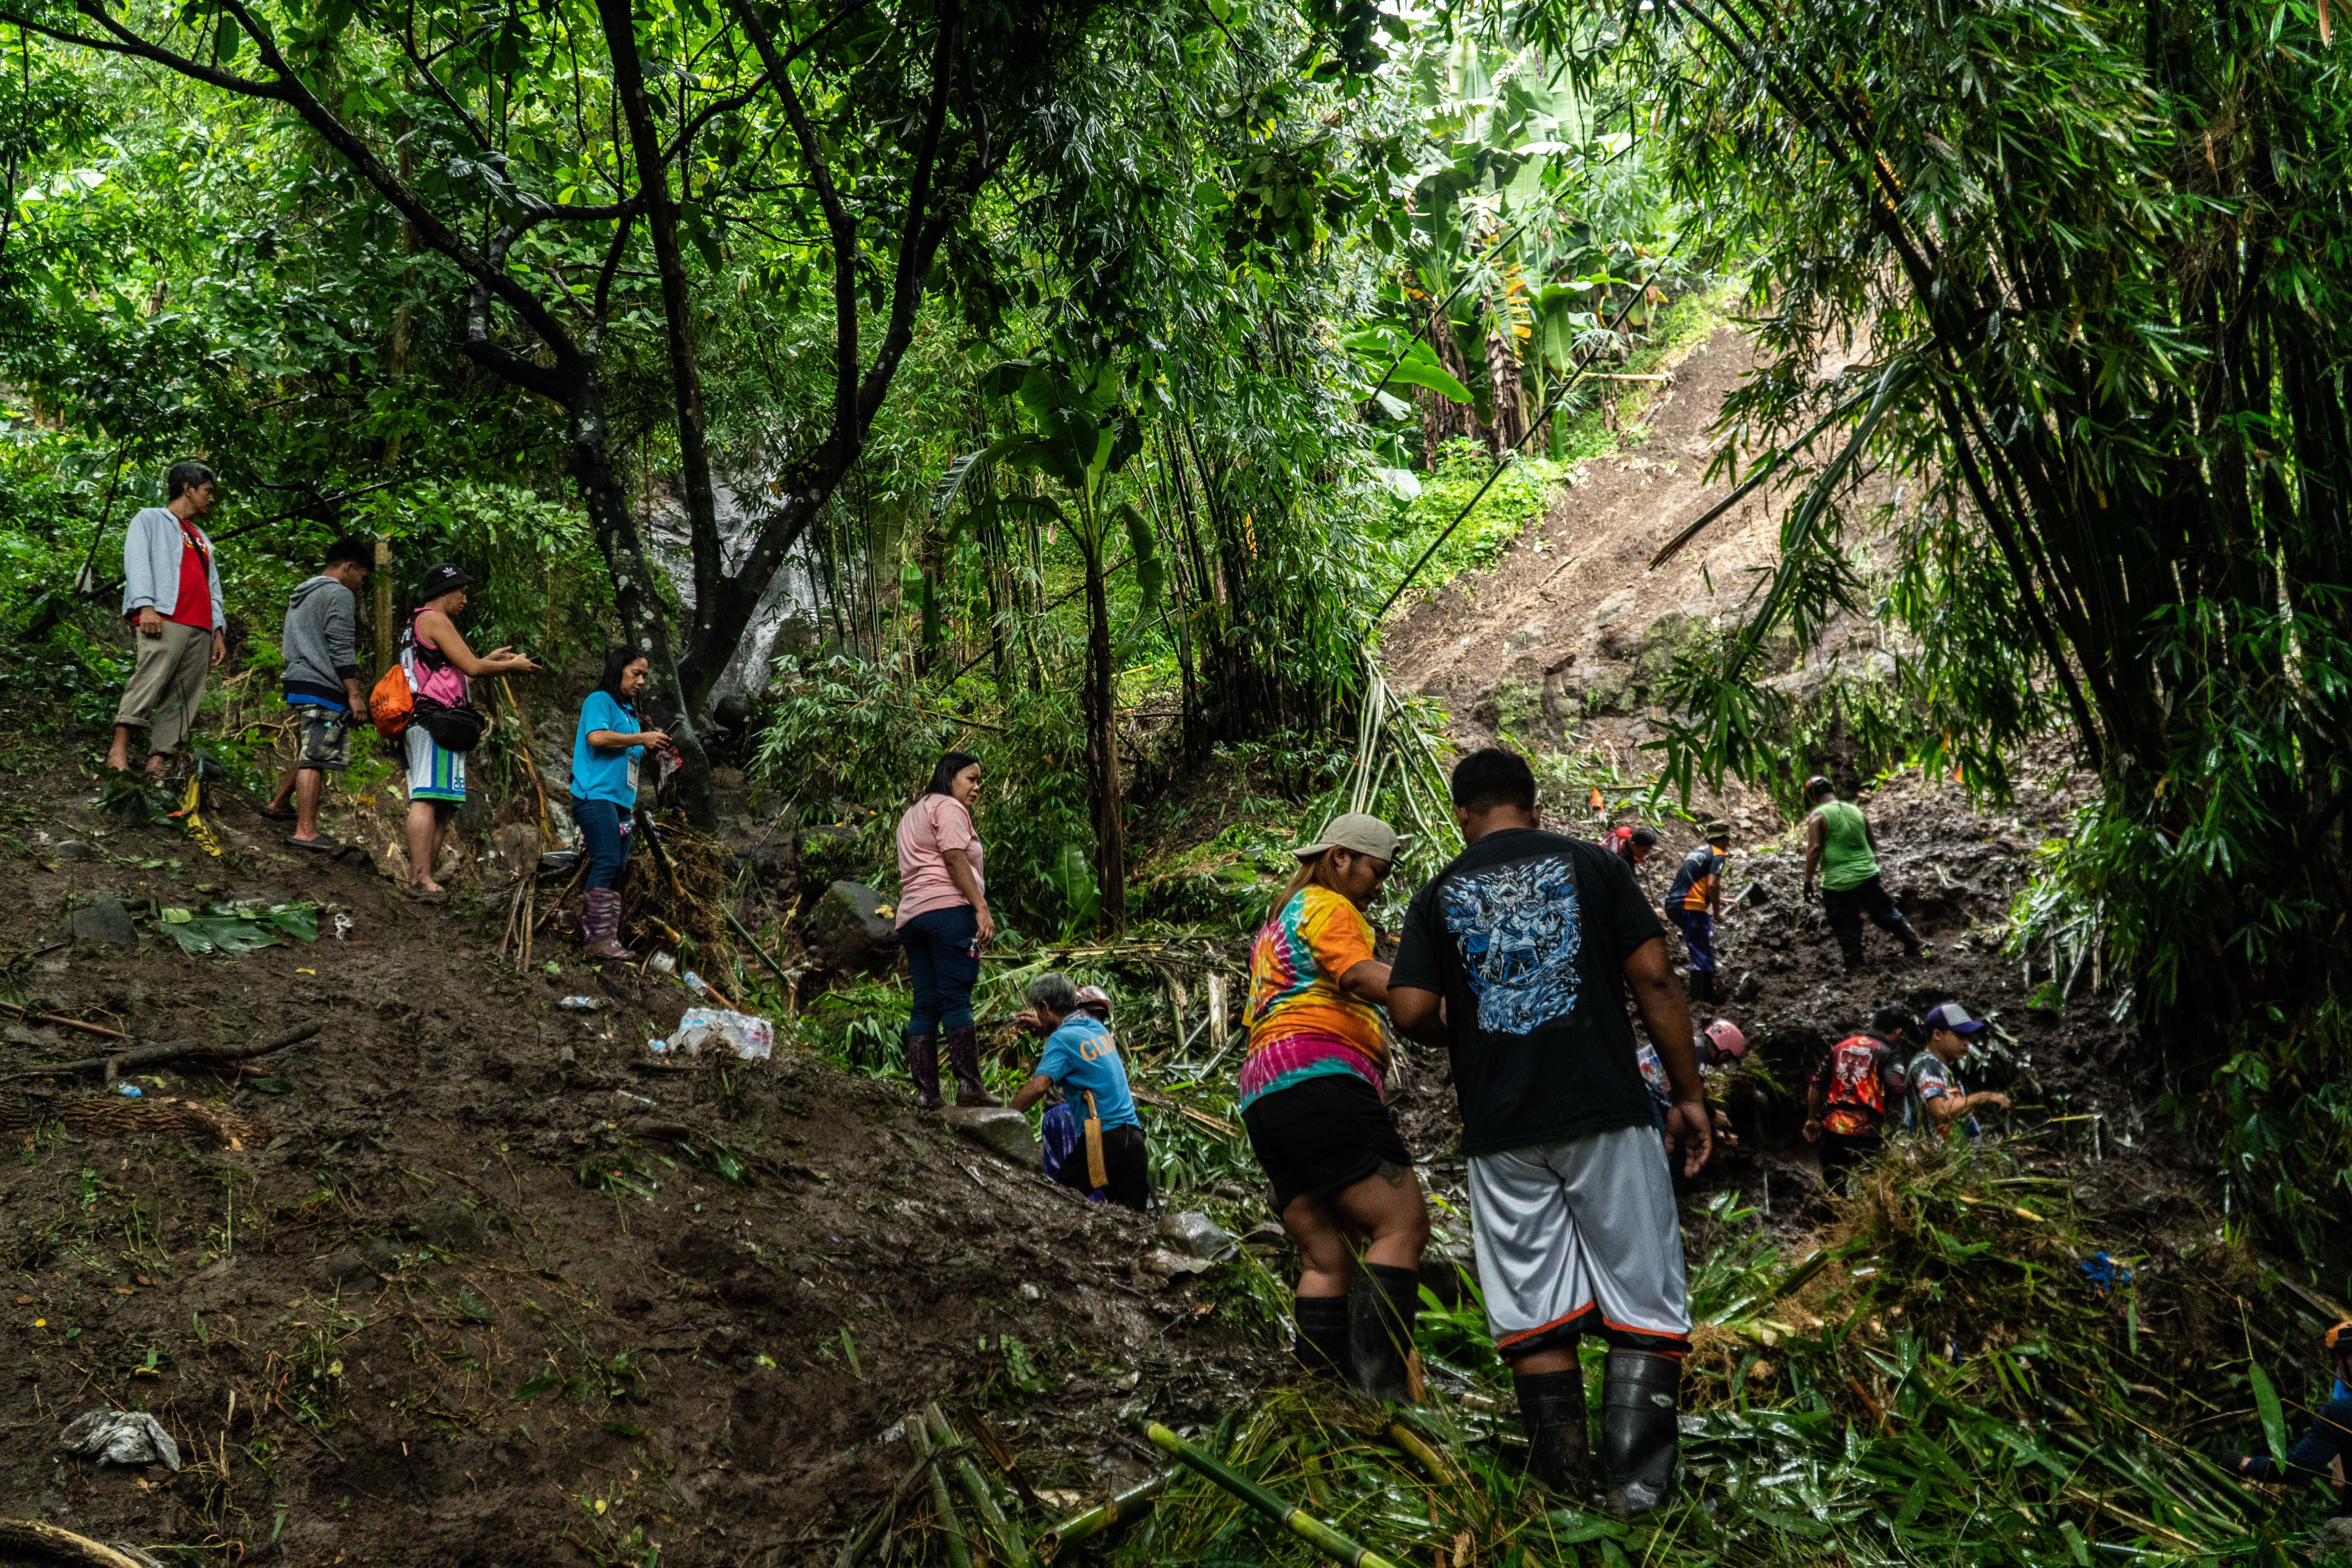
[113,620,213,757]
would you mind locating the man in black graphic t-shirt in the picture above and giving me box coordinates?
[1389,748,1704,1519]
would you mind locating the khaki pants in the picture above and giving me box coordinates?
[113,621,213,757]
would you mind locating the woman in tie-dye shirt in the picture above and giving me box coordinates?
[1238,812,1430,1405]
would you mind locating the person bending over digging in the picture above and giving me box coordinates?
[1008,972,1149,1212]
[1804,1005,1919,1190]
[1238,811,1428,1405]
[2228,1321,2352,1514]
[569,648,671,960]
[1029,985,1116,1198]
[1388,747,1708,1520]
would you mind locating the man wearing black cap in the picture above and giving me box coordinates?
[396,564,538,899]
[1905,1002,2011,1138]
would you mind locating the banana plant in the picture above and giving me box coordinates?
[931,355,1160,929]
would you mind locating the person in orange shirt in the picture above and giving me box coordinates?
[1239,812,1428,1403]
[1664,822,1732,1003]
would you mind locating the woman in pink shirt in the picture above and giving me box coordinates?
[895,751,997,1109]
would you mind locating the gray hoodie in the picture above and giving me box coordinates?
[280,574,359,708]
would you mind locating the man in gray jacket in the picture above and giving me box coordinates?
[106,461,226,775]
[258,536,373,851]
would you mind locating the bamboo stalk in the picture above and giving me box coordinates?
[926,1403,1034,1568]
[1035,1468,1181,1561]
[721,904,798,1003]
[909,1413,974,1568]
[836,1449,941,1568]
[495,676,556,842]
[1384,1421,1454,1483]
[1141,1421,1407,1568]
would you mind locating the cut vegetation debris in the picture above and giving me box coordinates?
[152,900,320,956]
[854,1144,2332,1568]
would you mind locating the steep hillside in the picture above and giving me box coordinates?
[0,729,1272,1566]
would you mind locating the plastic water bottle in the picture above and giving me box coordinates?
[557,996,604,1012]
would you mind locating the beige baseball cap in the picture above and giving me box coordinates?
[1294,812,1407,863]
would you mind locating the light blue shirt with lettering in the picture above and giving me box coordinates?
[1034,1013,1140,1132]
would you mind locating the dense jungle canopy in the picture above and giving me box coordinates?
[1,0,2349,1253]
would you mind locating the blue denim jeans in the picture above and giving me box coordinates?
[571,797,634,891]
[1670,907,1715,974]
[901,903,979,1036]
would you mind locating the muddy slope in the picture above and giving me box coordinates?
[1372,326,2144,1209]
[0,724,1272,1566]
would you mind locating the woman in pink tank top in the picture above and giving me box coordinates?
[894,751,996,1110]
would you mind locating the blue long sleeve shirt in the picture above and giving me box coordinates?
[2244,1395,2352,1492]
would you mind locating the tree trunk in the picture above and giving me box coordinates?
[569,380,715,827]
[1419,296,1478,466]
[600,0,723,824]
[1482,292,1529,455]
[1081,536,1126,930]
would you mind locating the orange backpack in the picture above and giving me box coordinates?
[369,662,413,739]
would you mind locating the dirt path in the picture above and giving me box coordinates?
[1384,327,1790,744]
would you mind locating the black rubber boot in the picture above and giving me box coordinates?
[907,1032,945,1111]
[945,1026,1000,1106]
[1601,1350,1681,1518]
[1293,1294,1352,1380]
[1514,1364,1592,1495]
[1894,919,1927,959]
[1349,1262,1422,1404]
[1685,969,1716,1005]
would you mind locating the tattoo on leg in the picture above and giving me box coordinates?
[1375,1160,1411,1189]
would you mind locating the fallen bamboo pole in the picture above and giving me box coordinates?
[1036,1469,1181,1561]
[1141,1421,1406,1568]
[0,1001,129,1042]
[926,1403,1034,1568]
[635,806,691,906]
[1385,1421,1453,1482]
[909,1413,974,1568]
[836,1449,941,1568]
[720,904,797,999]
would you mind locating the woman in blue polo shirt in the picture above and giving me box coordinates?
[571,648,670,961]
[1009,971,1149,1211]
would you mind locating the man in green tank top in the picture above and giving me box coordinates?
[1801,776,1926,970]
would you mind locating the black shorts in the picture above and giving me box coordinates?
[1241,1073,1413,1216]
[1054,1122,1151,1212]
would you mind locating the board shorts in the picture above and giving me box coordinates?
[403,722,465,805]
[1468,1123,1691,1358]
[1241,1072,1413,1216]
[290,704,351,773]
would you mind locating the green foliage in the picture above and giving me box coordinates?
[1102,1144,2320,1568]
[1388,439,1569,590]
[1586,0,2352,1253]
[155,901,321,957]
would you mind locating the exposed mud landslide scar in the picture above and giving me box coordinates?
[0,729,1274,1565]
